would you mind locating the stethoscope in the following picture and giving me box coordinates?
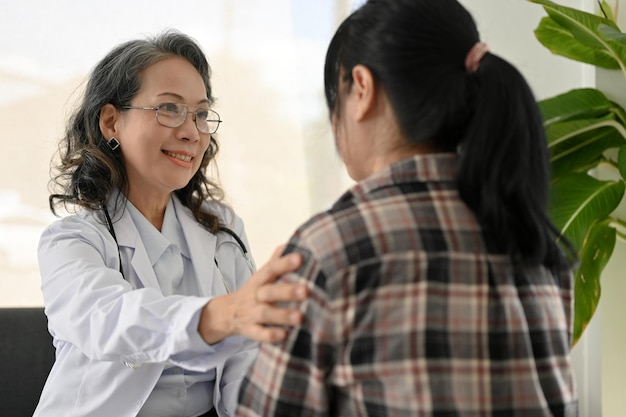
[103,206,254,294]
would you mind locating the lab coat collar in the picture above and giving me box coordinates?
[172,196,217,296]
[100,193,159,291]
[111,203,161,291]
[104,193,218,295]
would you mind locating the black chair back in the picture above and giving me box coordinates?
[0,307,55,417]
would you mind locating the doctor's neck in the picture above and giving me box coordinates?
[125,188,171,232]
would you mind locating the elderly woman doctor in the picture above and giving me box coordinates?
[34,31,306,417]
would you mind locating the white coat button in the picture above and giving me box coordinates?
[124,361,142,370]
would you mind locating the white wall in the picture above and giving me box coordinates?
[0,0,345,306]
[595,11,626,415]
[460,0,594,100]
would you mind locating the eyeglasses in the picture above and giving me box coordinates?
[122,103,222,134]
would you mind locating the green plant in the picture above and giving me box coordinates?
[529,0,626,345]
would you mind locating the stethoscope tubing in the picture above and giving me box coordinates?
[102,206,252,287]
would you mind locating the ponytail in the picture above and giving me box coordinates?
[457,53,560,267]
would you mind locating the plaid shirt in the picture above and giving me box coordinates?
[236,154,577,417]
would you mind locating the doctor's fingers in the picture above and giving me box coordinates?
[244,323,289,344]
[256,281,307,305]
[233,303,302,343]
[252,246,303,286]
[258,303,303,331]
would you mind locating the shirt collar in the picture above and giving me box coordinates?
[126,197,190,266]
[336,153,458,206]
[164,198,191,259]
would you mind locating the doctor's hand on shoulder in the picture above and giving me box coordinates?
[199,245,306,344]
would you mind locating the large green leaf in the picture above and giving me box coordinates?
[534,16,620,69]
[530,0,619,46]
[549,173,625,250]
[597,24,626,63]
[529,0,625,71]
[550,125,626,178]
[531,0,626,347]
[572,219,616,345]
[539,89,626,177]
[538,88,617,125]
[546,114,626,148]
[618,145,626,180]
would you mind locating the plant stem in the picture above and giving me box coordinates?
[599,0,609,18]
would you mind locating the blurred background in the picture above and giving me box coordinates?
[0,0,358,305]
[0,0,583,307]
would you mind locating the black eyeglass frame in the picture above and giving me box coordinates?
[122,103,222,134]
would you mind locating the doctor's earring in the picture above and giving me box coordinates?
[106,137,121,151]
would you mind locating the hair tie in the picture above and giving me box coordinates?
[465,42,489,74]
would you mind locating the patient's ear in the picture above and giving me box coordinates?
[99,104,120,139]
[351,64,376,121]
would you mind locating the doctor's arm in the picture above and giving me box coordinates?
[198,245,307,345]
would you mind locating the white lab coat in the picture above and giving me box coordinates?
[34,195,258,417]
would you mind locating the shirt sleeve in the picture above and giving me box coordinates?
[235,246,336,417]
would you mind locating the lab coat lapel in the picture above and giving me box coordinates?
[174,197,217,296]
[113,205,161,291]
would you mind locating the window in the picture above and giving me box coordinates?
[0,0,357,306]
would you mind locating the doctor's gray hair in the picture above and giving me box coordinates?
[49,30,224,232]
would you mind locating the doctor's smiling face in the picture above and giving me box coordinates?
[99,56,212,203]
